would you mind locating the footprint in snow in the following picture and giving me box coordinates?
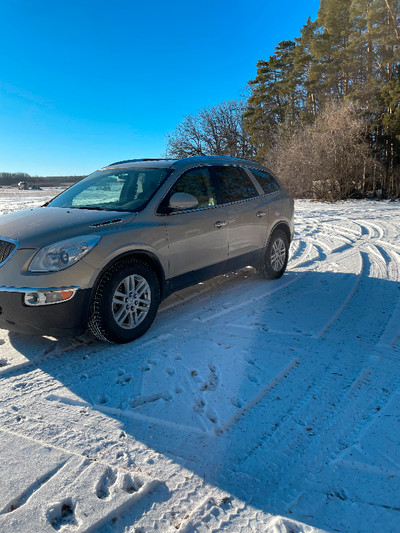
[121,473,144,494]
[200,364,219,392]
[247,373,260,384]
[207,409,219,424]
[193,398,206,414]
[190,369,202,384]
[97,394,107,405]
[115,375,131,386]
[230,397,244,408]
[47,499,77,531]
[96,467,117,500]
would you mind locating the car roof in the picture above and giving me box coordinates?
[103,155,263,171]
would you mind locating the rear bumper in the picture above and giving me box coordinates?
[0,288,92,337]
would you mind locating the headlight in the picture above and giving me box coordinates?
[29,235,101,272]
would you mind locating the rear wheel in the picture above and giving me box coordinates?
[260,229,289,280]
[89,260,160,343]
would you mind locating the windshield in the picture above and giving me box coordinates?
[48,168,171,212]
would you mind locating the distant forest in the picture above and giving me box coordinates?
[167,0,400,200]
[0,172,84,187]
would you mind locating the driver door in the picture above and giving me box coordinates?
[161,166,229,291]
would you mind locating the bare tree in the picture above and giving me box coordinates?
[265,101,378,200]
[166,100,256,159]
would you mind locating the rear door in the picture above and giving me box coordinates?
[210,165,271,268]
[245,165,286,232]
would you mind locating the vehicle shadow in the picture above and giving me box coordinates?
[3,267,400,531]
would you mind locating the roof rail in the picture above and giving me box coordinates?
[176,155,256,164]
[108,158,173,166]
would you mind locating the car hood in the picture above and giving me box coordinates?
[0,207,137,248]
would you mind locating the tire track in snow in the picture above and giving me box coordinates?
[228,353,366,472]
[289,240,318,269]
[316,251,364,338]
[215,358,298,436]
[229,352,400,515]
[291,242,327,269]
[199,272,306,324]
[175,493,244,533]
[0,460,69,515]
[358,219,385,240]
[322,251,399,347]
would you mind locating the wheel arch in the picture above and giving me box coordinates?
[260,222,290,279]
[259,221,291,270]
[91,250,167,302]
[268,221,292,246]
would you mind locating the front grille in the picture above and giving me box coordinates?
[0,239,17,266]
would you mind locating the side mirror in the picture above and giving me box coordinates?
[169,192,198,211]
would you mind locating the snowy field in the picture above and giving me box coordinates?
[0,188,399,533]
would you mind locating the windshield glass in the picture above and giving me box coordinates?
[48,168,170,212]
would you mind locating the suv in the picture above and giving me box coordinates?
[0,156,294,343]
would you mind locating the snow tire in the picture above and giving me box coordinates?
[88,259,160,343]
[260,229,289,280]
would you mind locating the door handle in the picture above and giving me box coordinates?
[256,211,266,218]
[214,220,227,228]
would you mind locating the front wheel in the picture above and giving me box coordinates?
[89,260,160,343]
[260,229,289,280]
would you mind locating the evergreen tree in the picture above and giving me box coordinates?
[312,0,353,99]
[244,0,400,197]
[244,40,300,156]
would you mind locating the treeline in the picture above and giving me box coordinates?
[0,172,84,187]
[167,0,400,200]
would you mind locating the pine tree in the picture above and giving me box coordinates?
[244,40,299,157]
[243,0,400,196]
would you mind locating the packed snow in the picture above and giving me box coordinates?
[0,187,399,532]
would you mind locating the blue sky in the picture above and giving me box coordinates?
[0,0,320,176]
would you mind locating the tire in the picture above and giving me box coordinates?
[89,260,160,343]
[260,229,289,280]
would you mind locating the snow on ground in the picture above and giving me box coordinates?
[0,187,64,215]
[0,189,399,532]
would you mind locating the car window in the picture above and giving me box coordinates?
[70,175,125,207]
[212,166,259,204]
[248,168,280,193]
[169,167,217,209]
[48,168,170,212]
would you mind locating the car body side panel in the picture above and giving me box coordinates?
[268,193,294,242]
[223,196,272,261]
[162,207,229,279]
[80,215,170,286]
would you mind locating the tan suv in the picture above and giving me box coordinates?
[0,156,294,343]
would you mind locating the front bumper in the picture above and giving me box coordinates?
[0,287,92,337]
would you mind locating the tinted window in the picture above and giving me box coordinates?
[213,166,258,204]
[170,167,217,209]
[249,168,280,193]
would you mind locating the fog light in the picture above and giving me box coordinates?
[24,288,77,306]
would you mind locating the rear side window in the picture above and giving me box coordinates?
[212,166,258,204]
[249,168,280,193]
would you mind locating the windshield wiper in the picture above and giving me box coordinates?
[72,206,107,211]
